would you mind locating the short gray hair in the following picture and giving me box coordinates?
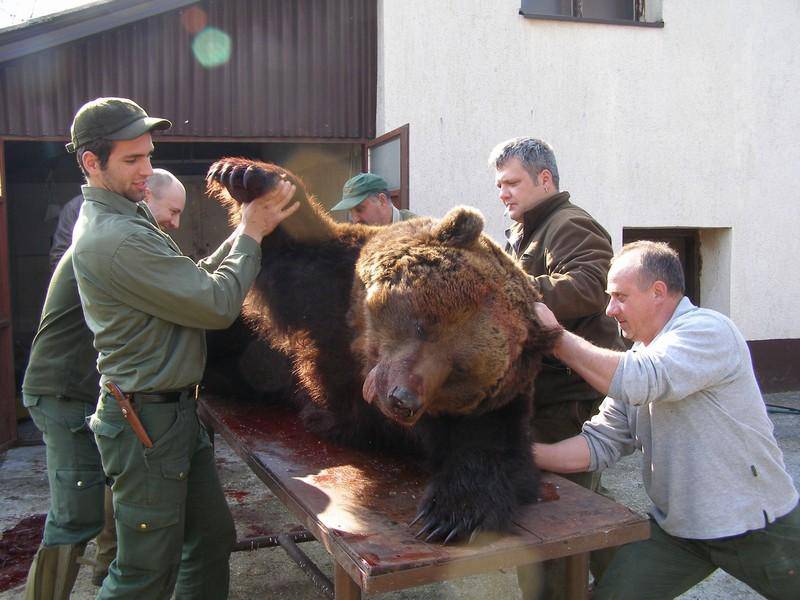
[488,137,560,190]
[615,240,685,295]
[146,169,181,199]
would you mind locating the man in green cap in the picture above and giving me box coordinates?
[331,172,416,225]
[23,167,189,597]
[64,97,298,599]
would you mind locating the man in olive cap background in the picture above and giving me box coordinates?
[332,172,416,225]
[58,97,298,599]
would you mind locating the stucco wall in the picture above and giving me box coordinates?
[376,0,800,340]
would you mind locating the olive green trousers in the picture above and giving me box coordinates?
[23,395,107,546]
[23,394,115,599]
[593,504,800,600]
[89,393,235,599]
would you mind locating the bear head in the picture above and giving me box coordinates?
[355,206,548,427]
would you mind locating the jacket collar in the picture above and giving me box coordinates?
[81,184,146,218]
[505,191,571,250]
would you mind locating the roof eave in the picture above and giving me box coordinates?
[0,0,199,63]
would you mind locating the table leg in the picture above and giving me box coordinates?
[516,562,539,600]
[334,563,361,600]
[564,552,589,600]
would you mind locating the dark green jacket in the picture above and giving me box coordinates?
[397,208,417,222]
[22,245,99,403]
[72,186,261,393]
[505,191,624,408]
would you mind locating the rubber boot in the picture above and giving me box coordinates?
[24,542,87,600]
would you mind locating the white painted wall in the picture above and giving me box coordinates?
[376,0,800,340]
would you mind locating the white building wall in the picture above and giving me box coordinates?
[376,0,800,340]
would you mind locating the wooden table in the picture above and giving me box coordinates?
[199,395,649,599]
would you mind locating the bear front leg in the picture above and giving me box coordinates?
[413,399,539,544]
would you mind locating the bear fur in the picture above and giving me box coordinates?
[206,158,556,543]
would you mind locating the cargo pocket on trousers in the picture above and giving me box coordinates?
[146,457,190,505]
[88,415,124,480]
[115,501,182,572]
[53,468,106,529]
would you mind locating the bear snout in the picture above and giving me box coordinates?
[387,385,421,423]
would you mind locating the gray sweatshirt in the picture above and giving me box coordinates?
[582,297,798,539]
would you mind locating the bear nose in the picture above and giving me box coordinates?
[388,386,420,420]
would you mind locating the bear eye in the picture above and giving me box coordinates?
[451,363,469,376]
[415,322,427,340]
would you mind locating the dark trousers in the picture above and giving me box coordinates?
[594,504,800,600]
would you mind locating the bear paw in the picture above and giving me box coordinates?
[207,158,283,204]
[410,481,514,545]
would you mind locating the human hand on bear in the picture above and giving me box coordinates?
[534,302,561,332]
[240,179,299,242]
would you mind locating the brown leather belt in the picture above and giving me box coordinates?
[104,384,199,448]
[134,387,196,403]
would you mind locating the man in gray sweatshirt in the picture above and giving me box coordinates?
[534,240,799,600]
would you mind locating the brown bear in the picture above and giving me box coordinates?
[206,158,556,544]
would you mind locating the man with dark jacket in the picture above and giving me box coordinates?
[489,137,624,598]
[49,195,83,270]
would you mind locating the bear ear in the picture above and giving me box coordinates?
[432,206,484,248]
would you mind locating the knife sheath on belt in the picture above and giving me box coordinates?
[105,381,154,448]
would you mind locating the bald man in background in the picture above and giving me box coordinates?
[143,169,186,231]
[49,169,186,271]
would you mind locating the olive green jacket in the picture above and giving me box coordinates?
[396,208,417,222]
[72,186,261,393]
[505,191,624,408]
[22,245,99,403]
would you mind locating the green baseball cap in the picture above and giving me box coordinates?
[66,97,172,153]
[331,173,389,211]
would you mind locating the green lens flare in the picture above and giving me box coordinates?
[192,27,232,68]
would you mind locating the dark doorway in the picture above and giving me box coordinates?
[622,228,700,305]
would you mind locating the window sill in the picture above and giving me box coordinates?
[519,11,664,28]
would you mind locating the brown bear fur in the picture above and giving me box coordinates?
[206,158,556,543]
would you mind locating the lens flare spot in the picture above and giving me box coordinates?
[180,6,208,34]
[192,27,232,68]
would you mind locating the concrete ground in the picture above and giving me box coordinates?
[1,391,797,599]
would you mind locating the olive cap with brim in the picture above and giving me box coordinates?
[66,97,172,153]
[331,172,389,211]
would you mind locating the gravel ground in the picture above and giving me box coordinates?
[1,391,797,599]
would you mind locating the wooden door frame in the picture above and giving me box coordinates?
[363,124,409,210]
[0,139,17,450]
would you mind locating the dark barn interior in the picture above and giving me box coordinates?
[0,0,378,447]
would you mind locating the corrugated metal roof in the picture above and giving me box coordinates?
[0,0,376,140]
[0,0,199,62]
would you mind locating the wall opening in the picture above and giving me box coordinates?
[621,226,732,316]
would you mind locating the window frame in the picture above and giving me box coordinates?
[519,0,664,28]
[363,124,409,210]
